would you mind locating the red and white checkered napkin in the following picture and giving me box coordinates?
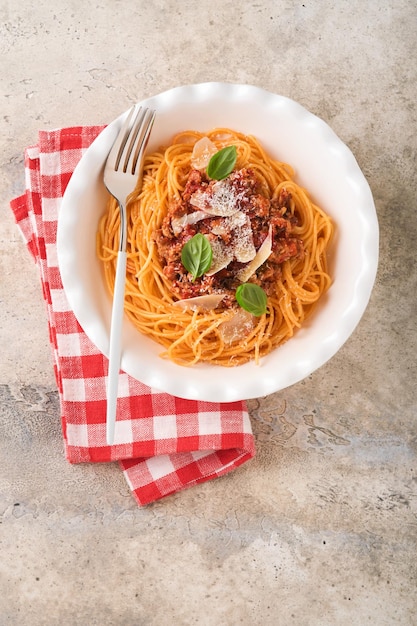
[10,126,255,506]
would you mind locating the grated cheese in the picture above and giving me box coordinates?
[190,179,244,217]
[206,212,256,275]
[206,239,233,275]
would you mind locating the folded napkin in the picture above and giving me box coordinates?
[10,126,255,506]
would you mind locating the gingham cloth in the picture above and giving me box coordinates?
[10,126,255,506]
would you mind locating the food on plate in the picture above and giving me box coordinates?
[97,128,333,366]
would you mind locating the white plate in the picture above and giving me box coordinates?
[57,82,379,402]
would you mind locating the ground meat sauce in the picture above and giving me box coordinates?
[154,167,304,307]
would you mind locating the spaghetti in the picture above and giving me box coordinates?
[97,129,333,366]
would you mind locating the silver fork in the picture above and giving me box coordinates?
[104,105,156,445]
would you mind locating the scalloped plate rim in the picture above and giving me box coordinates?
[57,82,379,402]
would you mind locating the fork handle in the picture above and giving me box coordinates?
[106,249,127,445]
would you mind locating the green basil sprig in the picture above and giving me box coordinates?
[181,233,213,281]
[235,283,267,316]
[207,145,237,180]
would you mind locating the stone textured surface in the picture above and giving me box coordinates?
[1,1,416,624]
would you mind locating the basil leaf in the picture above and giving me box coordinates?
[181,233,213,281]
[207,145,237,180]
[235,283,267,317]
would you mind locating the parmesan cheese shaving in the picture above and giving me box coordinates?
[171,210,208,235]
[236,225,273,282]
[190,137,218,170]
[232,214,256,263]
[206,239,233,275]
[190,179,243,217]
[206,213,256,275]
[173,293,226,311]
[219,309,255,344]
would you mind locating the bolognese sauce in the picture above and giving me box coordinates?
[154,167,304,306]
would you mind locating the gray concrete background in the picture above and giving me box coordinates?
[1,1,416,624]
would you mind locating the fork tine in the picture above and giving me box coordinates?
[106,105,136,171]
[128,109,156,175]
[119,106,147,173]
[114,107,141,172]
[106,105,156,176]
